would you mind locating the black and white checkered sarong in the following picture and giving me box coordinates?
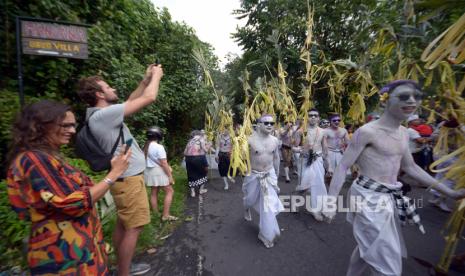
[356,175,425,234]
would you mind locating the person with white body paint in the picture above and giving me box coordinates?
[327,80,465,276]
[279,121,294,183]
[324,114,349,178]
[215,129,233,190]
[294,108,329,221]
[243,114,284,248]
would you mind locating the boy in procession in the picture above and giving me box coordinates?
[324,113,349,179]
[243,114,284,248]
[327,80,465,276]
[294,108,329,221]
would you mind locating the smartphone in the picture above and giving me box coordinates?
[124,138,133,154]
[154,58,160,65]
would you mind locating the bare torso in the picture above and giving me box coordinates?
[355,122,408,185]
[325,127,348,151]
[303,126,325,153]
[249,132,280,172]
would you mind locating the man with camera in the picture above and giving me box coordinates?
[77,64,163,276]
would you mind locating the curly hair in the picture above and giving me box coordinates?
[7,100,71,165]
[77,75,103,107]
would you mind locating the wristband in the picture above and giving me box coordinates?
[103,177,115,186]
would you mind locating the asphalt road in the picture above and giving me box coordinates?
[136,169,464,276]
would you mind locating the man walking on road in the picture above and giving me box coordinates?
[327,80,465,276]
[77,64,163,276]
[295,109,329,221]
[243,114,284,248]
[324,113,349,179]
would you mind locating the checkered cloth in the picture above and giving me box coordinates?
[356,175,425,234]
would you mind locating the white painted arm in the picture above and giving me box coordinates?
[328,128,370,197]
[274,141,280,176]
[401,147,465,199]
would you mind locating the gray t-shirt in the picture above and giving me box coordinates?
[86,104,145,178]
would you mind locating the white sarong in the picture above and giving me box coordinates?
[346,178,407,276]
[327,149,343,173]
[242,168,284,244]
[296,155,327,210]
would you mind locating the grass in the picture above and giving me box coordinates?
[103,164,188,263]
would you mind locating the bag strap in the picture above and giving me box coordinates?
[87,110,124,155]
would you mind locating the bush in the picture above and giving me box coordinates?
[0,180,29,270]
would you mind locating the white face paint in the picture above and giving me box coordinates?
[258,116,275,135]
[386,84,423,121]
[330,117,341,128]
[308,111,320,126]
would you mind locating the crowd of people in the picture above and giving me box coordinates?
[5,69,465,276]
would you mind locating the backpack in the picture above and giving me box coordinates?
[75,110,124,172]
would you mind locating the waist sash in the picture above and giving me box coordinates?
[356,175,425,234]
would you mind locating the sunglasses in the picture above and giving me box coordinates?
[59,123,78,129]
[395,93,423,101]
[308,114,319,118]
[262,122,275,126]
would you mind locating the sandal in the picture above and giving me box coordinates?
[161,215,179,222]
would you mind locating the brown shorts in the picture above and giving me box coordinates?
[281,146,293,167]
[110,174,150,229]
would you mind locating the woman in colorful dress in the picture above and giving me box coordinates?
[6,100,130,275]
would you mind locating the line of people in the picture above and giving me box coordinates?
[239,80,465,276]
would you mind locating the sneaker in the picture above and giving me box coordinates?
[199,188,208,194]
[130,263,151,275]
[224,185,229,190]
[161,215,179,222]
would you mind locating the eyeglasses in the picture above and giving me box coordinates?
[395,93,423,101]
[308,114,319,118]
[262,122,275,126]
[59,123,78,129]
[331,119,341,123]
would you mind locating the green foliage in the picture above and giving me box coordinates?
[226,0,459,117]
[0,0,218,164]
[0,180,29,269]
[0,90,43,165]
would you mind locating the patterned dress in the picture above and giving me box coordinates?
[7,150,108,275]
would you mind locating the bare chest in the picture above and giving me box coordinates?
[368,130,407,156]
[305,128,324,146]
[249,138,278,156]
